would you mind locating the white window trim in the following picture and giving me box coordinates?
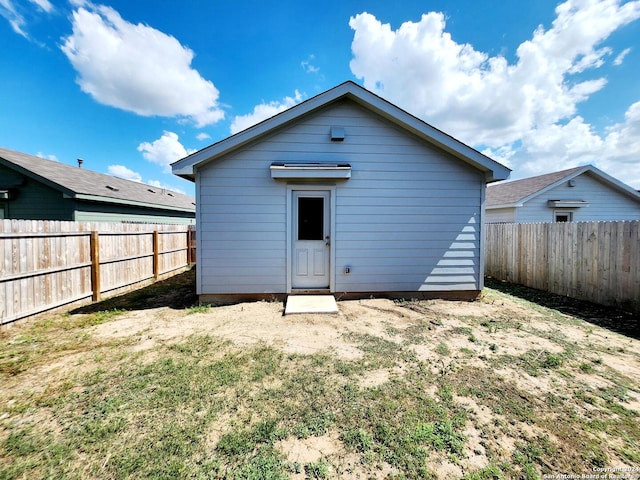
[554,210,574,222]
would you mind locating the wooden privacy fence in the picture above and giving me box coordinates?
[485,221,640,313]
[1,220,196,324]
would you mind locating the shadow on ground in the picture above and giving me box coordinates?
[71,267,198,314]
[485,277,639,341]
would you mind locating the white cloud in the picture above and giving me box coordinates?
[138,131,196,173]
[147,180,186,195]
[1,0,53,38]
[349,0,640,187]
[0,0,28,36]
[61,3,224,126]
[107,163,188,194]
[567,47,611,73]
[196,132,211,141]
[36,152,59,161]
[487,101,640,188]
[29,0,53,13]
[613,47,631,65]
[230,90,303,134]
[301,55,319,74]
[108,164,142,182]
[599,100,640,187]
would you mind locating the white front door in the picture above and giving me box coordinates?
[292,191,330,289]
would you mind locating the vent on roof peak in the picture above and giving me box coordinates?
[105,185,119,191]
[148,188,156,193]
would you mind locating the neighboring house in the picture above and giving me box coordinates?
[0,147,195,224]
[486,165,640,223]
[172,81,510,303]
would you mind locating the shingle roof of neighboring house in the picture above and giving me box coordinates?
[0,147,195,213]
[172,81,511,183]
[486,165,640,208]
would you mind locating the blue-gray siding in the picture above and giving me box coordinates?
[197,100,484,295]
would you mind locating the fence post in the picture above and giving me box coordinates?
[90,231,101,301]
[153,230,159,280]
[187,226,196,265]
[187,228,191,264]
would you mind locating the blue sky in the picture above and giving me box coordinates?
[1,0,640,196]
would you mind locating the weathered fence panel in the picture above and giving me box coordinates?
[1,220,193,324]
[485,221,640,313]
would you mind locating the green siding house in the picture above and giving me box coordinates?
[0,147,195,224]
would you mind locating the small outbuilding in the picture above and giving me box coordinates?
[172,81,510,303]
[486,165,640,223]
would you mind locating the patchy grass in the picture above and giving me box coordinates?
[0,309,128,377]
[1,270,639,479]
[187,304,211,315]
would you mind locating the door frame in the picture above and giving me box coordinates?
[286,184,336,293]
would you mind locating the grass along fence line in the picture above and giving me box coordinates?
[485,221,640,313]
[0,220,194,324]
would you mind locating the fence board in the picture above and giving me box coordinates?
[485,221,640,313]
[1,220,193,324]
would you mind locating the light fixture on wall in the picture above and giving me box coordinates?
[568,179,576,187]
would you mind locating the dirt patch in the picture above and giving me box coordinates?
[276,433,342,464]
[91,301,369,360]
[276,432,398,479]
[357,366,407,388]
[89,296,443,362]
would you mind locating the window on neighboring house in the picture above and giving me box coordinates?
[554,211,573,222]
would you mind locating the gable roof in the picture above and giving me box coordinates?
[0,147,195,213]
[172,81,511,183]
[486,165,640,209]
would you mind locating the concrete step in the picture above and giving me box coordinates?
[284,295,339,315]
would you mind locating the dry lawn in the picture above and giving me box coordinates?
[1,268,639,479]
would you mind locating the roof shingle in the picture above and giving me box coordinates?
[486,166,585,207]
[0,147,195,212]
